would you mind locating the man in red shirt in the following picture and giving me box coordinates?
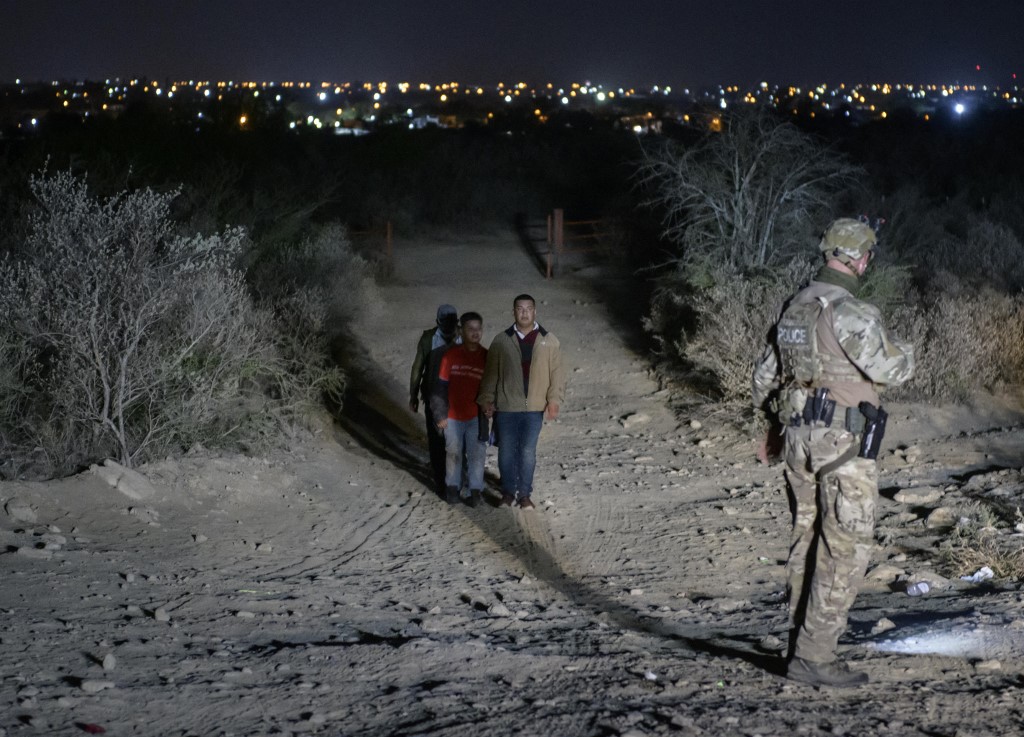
[431,312,488,507]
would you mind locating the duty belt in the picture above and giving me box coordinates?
[790,388,890,465]
[792,387,866,434]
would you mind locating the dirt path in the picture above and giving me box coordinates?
[3,231,1024,737]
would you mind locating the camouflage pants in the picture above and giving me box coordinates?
[784,422,877,664]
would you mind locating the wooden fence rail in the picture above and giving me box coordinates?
[545,208,606,278]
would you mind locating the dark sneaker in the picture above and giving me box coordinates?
[499,494,515,507]
[786,657,869,687]
[445,486,460,505]
[466,490,482,508]
[518,496,535,510]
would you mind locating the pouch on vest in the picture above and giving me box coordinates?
[777,298,827,386]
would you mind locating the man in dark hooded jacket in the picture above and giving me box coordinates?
[410,304,461,493]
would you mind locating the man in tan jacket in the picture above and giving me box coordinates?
[478,294,565,510]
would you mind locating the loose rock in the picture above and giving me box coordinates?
[910,570,950,589]
[620,412,651,430]
[16,547,53,560]
[129,507,160,525]
[893,487,943,505]
[925,507,956,529]
[80,680,115,694]
[5,498,38,524]
[866,564,905,582]
[887,511,919,525]
[975,659,1002,673]
[870,618,896,635]
[91,459,157,500]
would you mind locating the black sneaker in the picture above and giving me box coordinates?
[445,486,460,505]
[499,494,515,507]
[786,657,869,687]
[518,496,535,510]
[466,490,482,508]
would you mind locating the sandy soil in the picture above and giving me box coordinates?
[2,232,1024,737]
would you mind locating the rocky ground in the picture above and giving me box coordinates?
[2,233,1024,737]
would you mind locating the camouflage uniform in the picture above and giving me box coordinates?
[752,219,915,669]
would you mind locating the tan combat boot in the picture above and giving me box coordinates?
[786,657,869,687]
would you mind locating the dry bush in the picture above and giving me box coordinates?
[0,172,344,479]
[958,219,1024,291]
[649,250,1022,407]
[638,110,872,404]
[247,223,379,334]
[246,223,377,416]
[939,502,1024,581]
[857,261,917,319]
[639,111,862,271]
[904,217,1024,293]
[269,291,346,413]
[646,259,816,403]
[874,184,1024,290]
[893,288,1024,401]
[648,256,918,405]
[871,184,952,261]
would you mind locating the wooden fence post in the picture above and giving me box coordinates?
[553,208,564,278]
[546,213,553,279]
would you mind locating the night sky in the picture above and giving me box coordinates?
[1,0,1020,87]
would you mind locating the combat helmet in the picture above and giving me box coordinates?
[819,217,877,265]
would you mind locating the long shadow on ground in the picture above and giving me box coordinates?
[333,340,784,677]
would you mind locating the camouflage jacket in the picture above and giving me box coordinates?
[752,267,915,412]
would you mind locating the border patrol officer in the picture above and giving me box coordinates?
[752,218,915,687]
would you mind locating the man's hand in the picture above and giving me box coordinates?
[409,398,419,413]
[436,418,448,431]
[484,402,495,418]
[544,402,560,420]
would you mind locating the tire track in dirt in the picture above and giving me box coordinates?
[339,234,742,658]
[256,490,430,583]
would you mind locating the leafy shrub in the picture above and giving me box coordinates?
[0,172,343,479]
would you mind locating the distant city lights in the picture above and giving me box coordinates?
[1,74,1020,137]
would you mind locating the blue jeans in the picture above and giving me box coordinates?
[444,419,486,491]
[494,411,544,497]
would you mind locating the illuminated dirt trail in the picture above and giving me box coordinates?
[2,231,1024,736]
